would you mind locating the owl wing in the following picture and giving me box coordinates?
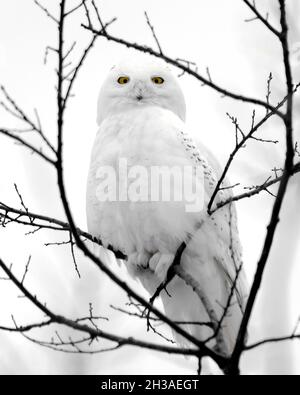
[157,128,248,354]
[193,136,248,311]
[176,128,246,300]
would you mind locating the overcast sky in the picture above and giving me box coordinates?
[0,0,300,374]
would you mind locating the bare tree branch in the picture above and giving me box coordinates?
[245,333,300,351]
[144,11,163,55]
[0,318,53,333]
[227,0,296,375]
[215,161,300,211]
[243,0,281,37]
[207,88,299,214]
[34,0,58,23]
[0,256,216,359]
[0,128,56,165]
[81,20,284,117]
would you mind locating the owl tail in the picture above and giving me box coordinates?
[160,258,245,356]
[160,276,215,349]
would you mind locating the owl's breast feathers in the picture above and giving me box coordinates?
[87,106,202,251]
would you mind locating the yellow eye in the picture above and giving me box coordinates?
[117,76,130,84]
[151,76,164,85]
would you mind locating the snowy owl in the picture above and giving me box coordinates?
[86,56,247,356]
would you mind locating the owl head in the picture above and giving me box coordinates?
[97,55,186,125]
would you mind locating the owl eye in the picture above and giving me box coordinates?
[151,76,164,85]
[117,76,130,84]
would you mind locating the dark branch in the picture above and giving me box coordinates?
[243,0,281,37]
[207,88,297,214]
[144,11,163,55]
[0,129,56,165]
[228,0,295,374]
[0,257,209,358]
[81,23,284,117]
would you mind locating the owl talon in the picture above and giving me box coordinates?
[126,251,150,276]
[149,252,175,282]
[137,251,150,269]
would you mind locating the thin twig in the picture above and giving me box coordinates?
[34,0,59,23]
[144,11,163,55]
[243,0,281,37]
[21,255,31,285]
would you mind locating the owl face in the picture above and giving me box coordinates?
[97,57,186,125]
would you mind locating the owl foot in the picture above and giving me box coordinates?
[149,252,175,282]
[126,251,150,277]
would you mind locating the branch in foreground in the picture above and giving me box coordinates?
[0,85,56,154]
[3,162,300,248]
[245,333,300,351]
[227,0,295,374]
[0,318,52,333]
[0,129,56,165]
[243,0,281,37]
[0,201,125,258]
[0,256,206,358]
[245,315,300,351]
[215,161,300,212]
[209,80,299,214]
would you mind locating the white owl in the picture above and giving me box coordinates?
[86,56,247,356]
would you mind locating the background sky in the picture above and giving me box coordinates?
[0,0,300,374]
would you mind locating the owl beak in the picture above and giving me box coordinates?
[133,81,146,102]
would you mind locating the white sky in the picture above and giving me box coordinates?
[0,0,299,374]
